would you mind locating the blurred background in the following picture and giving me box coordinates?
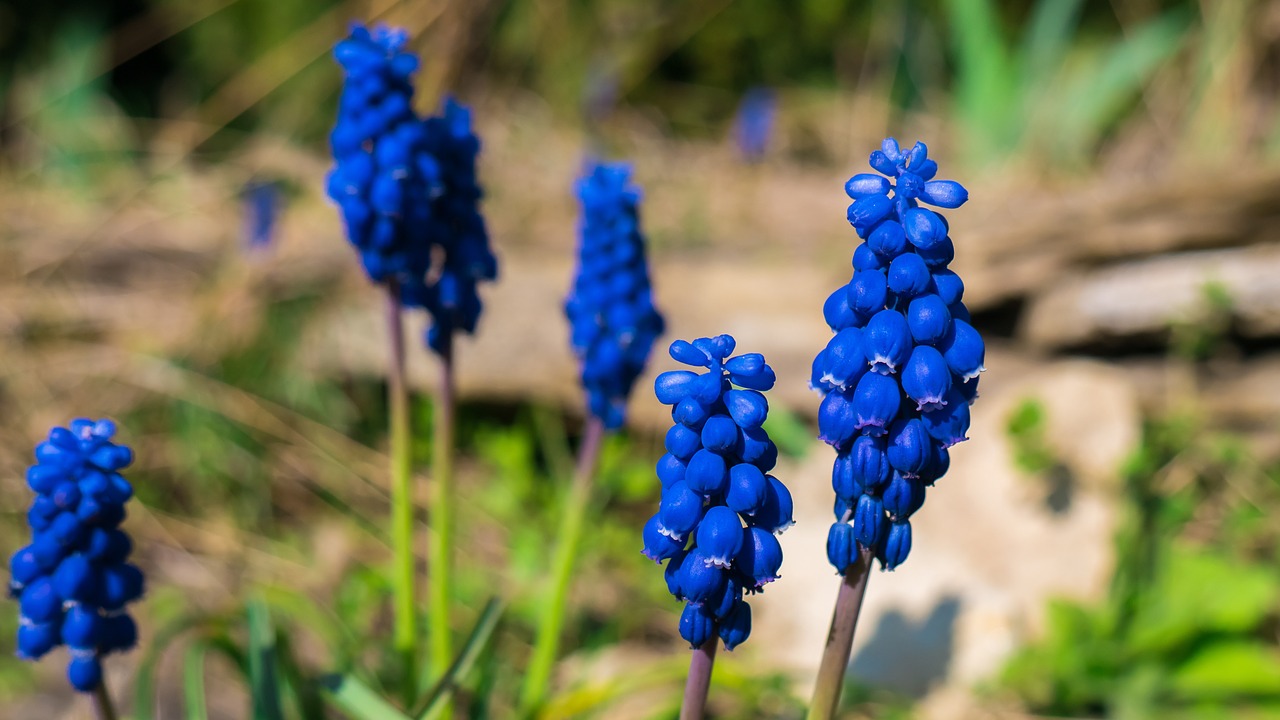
[4,0,1280,717]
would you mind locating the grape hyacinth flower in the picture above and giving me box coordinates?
[732,87,776,163]
[521,160,664,713]
[646,336,791,718]
[565,160,665,429]
[809,139,984,720]
[9,419,142,713]
[242,178,280,250]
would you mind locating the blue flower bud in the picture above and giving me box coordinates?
[887,253,930,299]
[16,622,60,660]
[53,555,99,604]
[950,300,971,324]
[852,372,901,436]
[709,576,742,620]
[749,475,794,534]
[827,522,857,573]
[930,269,964,306]
[700,415,739,454]
[852,243,883,272]
[61,606,101,651]
[847,193,892,230]
[901,345,952,412]
[849,435,892,493]
[810,350,833,393]
[906,294,952,346]
[67,654,102,692]
[956,375,979,405]
[658,482,704,541]
[735,527,783,588]
[19,577,61,624]
[882,472,926,520]
[921,180,968,209]
[726,463,768,516]
[882,521,913,570]
[819,328,867,391]
[718,600,752,650]
[643,515,685,562]
[823,285,860,331]
[665,550,687,599]
[51,482,80,510]
[679,549,728,604]
[50,512,84,548]
[918,236,954,268]
[736,426,775,470]
[834,495,854,522]
[922,388,971,448]
[100,614,138,655]
[726,355,776,391]
[845,173,891,198]
[26,465,61,494]
[869,149,897,176]
[868,221,907,259]
[831,449,863,503]
[921,441,951,485]
[686,449,729,496]
[724,389,767,429]
[941,319,986,380]
[670,339,711,367]
[655,370,700,405]
[656,453,688,489]
[903,207,946,250]
[100,563,144,612]
[847,269,888,317]
[887,419,931,478]
[679,602,717,648]
[664,426,701,460]
[863,309,912,374]
[10,547,42,588]
[697,507,745,568]
[31,534,65,569]
[673,396,712,430]
[818,389,858,449]
[691,371,724,405]
[853,494,885,549]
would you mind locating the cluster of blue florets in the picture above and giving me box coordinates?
[643,336,793,651]
[8,420,143,691]
[565,161,665,428]
[326,25,496,353]
[815,139,985,573]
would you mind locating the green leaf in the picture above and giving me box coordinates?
[183,641,211,720]
[247,599,285,720]
[319,674,412,720]
[761,407,811,460]
[415,598,505,720]
[940,0,1015,158]
[1171,641,1280,699]
[1018,0,1085,92]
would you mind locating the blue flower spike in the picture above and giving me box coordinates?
[815,139,983,573]
[9,419,143,692]
[647,335,790,650]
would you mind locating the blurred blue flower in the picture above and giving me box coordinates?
[242,178,280,250]
[9,419,143,692]
[817,139,984,573]
[645,336,790,650]
[565,160,664,429]
[732,87,776,163]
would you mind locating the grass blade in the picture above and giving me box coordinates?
[247,599,285,720]
[940,0,1014,158]
[415,598,505,720]
[183,640,211,720]
[319,674,412,720]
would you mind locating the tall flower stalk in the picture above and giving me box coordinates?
[521,161,664,713]
[648,335,793,720]
[807,138,984,719]
[9,419,142,720]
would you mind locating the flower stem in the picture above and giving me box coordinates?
[679,639,718,720]
[519,415,607,714]
[92,681,118,720]
[429,331,456,689]
[807,546,874,720]
[386,281,417,703]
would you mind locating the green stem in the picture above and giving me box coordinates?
[429,331,456,691]
[519,415,607,714]
[679,639,718,720]
[92,680,119,720]
[386,281,417,704]
[807,547,873,720]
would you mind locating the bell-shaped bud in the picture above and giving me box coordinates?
[930,269,964,306]
[921,441,951,485]
[834,494,854,522]
[847,193,892,230]
[956,375,979,405]
[655,371,699,405]
[680,602,718,649]
[823,285,859,331]
[922,388,971,448]
[725,389,768,429]
[818,390,858,448]
[16,622,60,660]
[852,372,901,436]
[61,605,101,651]
[100,563,144,612]
[887,253,931,299]
[52,554,99,604]
[669,339,711,367]
[921,180,968,208]
[709,576,742,620]
[10,546,42,588]
[901,345,952,412]
[700,415,739,455]
[697,507,746,568]
[665,550,687,599]
[821,328,867,390]
[853,243,883,272]
[691,370,724,405]
[831,449,864,503]
[919,237,954,268]
[726,354,776,391]
[845,173,892,198]
[664,426,701,460]
[656,453,688,489]
[658,481,704,540]
[853,494,885,549]
[26,465,62,494]
[847,269,888,318]
[735,527,783,588]
[726,463,768,516]
[868,221,907,259]
[673,396,712,430]
[685,449,729,496]
[718,599,752,650]
[863,309,912,375]
[887,419,931,477]
[100,614,138,655]
[643,515,686,562]
[882,472,926,519]
[737,426,774,469]
[810,350,834,394]
[749,475,794,534]
[67,654,103,692]
[827,522,858,573]
[850,435,892,492]
[882,521,913,570]
[50,512,85,548]
[903,207,946,250]
[907,294,951,346]
[19,577,61,624]
[679,549,728,604]
[869,149,897,176]
[941,319,986,380]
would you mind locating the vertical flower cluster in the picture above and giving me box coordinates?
[417,97,499,353]
[643,336,793,651]
[565,161,665,428]
[8,420,143,691]
[326,23,438,289]
[814,139,985,573]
